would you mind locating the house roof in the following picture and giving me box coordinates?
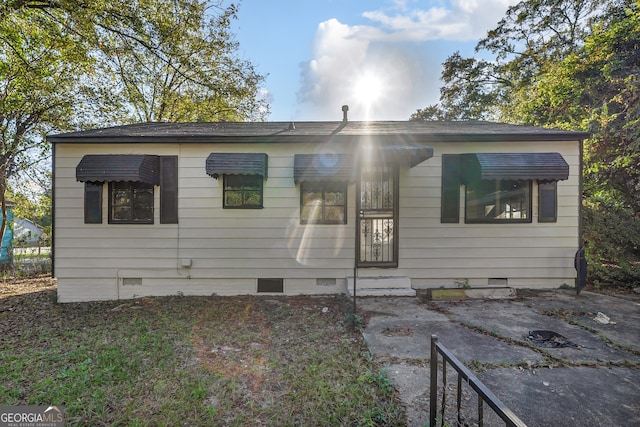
[47,121,590,144]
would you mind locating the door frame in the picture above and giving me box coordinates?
[356,166,399,268]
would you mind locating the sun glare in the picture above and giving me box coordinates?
[353,72,384,108]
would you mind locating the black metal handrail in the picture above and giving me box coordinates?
[430,335,527,427]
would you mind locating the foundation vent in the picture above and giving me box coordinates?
[257,278,283,293]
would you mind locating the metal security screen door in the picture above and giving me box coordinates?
[357,166,399,267]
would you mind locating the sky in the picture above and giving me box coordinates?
[230,0,519,122]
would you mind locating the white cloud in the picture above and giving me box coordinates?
[362,0,519,41]
[295,0,518,121]
[297,18,438,121]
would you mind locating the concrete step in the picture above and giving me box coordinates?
[346,276,411,289]
[346,276,415,297]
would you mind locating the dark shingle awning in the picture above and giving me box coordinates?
[205,153,268,179]
[76,154,160,184]
[376,143,434,168]
[464,152,569,182]
[294,154,354,183]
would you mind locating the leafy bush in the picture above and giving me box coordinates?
[583,201,640,288]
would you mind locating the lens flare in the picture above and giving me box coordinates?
[352,72,384,110]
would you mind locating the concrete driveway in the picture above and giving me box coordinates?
[358,290,640,427]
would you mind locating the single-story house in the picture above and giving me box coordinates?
[14,218,45,246]
[49,113,589,302]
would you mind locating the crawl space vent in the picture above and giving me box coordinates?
[257,278,283,293]
[317,278,337,287]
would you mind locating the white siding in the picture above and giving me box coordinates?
[54,139,581,301]
[399,140,579,290]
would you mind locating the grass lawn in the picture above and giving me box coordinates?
[0,276,406,426]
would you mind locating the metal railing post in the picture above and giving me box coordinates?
[430,334,438,427]
[429,335,528,427]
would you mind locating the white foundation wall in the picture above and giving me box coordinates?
[54,139,580,302]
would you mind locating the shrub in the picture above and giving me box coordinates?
[583,201,640,288]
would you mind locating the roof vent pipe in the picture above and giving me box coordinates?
[342,105,349,123]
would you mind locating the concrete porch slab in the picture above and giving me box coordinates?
[348,287,416,297]
[426,287,516,300]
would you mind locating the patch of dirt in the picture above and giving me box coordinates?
[0,274,56,297]
[190,296,273,394]
[1,277,406,426]
[189,294,363,402]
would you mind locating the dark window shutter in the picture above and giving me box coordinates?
[160,156,178,224]
[84,182,103,224]
[441,154,461,223]
[538,181,557,222]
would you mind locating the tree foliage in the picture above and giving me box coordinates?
[93,2,267,122]
[576,3,640,286]
[508,1,640,287]
[3,0,268,123]
[416,0,639,287]
[1,0,267,262]
[410,105,446,121]
[0,6,87,252]
[419,0,601,122]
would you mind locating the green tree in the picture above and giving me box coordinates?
[0,7,86,262]
[494,1,640,286]
[410,105,446,121]
[417,0,639,287]
[1,0,267,267]
[431,0,600,122]
[567,3,640,285]
[9,163,52,230]
[94,2,267,122]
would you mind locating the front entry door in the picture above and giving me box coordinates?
[357,166,399,267]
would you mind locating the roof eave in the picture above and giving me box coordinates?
[47,132,590,144]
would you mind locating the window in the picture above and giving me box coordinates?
[441,153,566,224]
[223,174,263,208]
[465,180,531,223]
[109,181,154,223]
[78,154,173,224]
[300,182,347,224]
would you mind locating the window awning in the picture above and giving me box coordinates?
[375,143,434,168]
[294,154,354,183]
[463,152,569,181]
[205,153,268,179]
[76,154,160,184]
